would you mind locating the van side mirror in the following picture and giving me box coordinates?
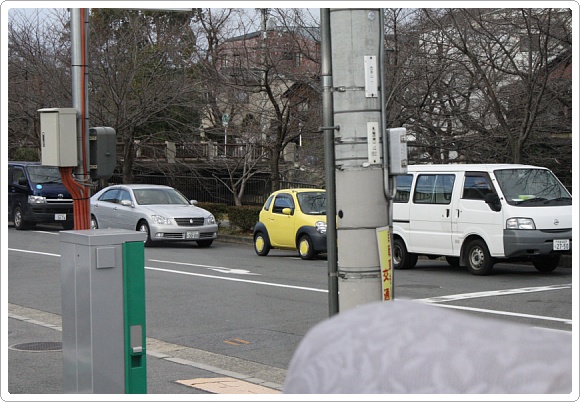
[18,177,28,186]
[484,193,501,212]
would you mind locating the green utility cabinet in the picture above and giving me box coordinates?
[60,229,147,394]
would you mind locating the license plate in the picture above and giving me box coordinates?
[553,239,569,251]
[186,231,199,239]
[54,214,66,221]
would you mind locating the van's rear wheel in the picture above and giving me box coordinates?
[393,238,418,270]
[465,239,494,275]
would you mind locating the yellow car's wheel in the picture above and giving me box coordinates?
[254,232,271,256]
[298,235,316,260]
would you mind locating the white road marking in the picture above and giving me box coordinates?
[417,284,573,303]
[148,259,260,275]
[8,248,572,324]
[145,266,327,293]
[419,302,573,325]
[8,248,60,258]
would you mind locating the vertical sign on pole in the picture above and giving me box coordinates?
[376,227,393,301]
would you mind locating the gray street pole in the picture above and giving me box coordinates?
[320,9,339,316]
[330,9,388,310]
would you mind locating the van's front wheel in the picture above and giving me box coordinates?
[465,239,494,275]
[13,207,29,230]
[393,238,418,270]
[532,255,560,272]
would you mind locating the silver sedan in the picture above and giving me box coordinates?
[90,184,218,247]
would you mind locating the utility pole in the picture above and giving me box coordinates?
[69,8,91,230]
[329,9,391,310]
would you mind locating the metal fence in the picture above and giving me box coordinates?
[104,174,318,206]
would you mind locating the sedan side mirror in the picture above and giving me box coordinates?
[190,200,198,206]
[120,199,133,207]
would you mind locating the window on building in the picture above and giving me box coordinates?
[294,52,303,67]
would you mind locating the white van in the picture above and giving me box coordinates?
[392,164,572,275]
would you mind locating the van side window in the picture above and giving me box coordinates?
[413,174,455,205]
[394,174,413,203]
[462,173,493,200]
[272,194,294,214]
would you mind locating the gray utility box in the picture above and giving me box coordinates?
[89,126,117,179]
[60,229,146,394]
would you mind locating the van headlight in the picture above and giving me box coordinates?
[28,195,46,204]
[315,221,327,234]
[206,214,216,225]
[506,218,535,230]
[151,215,173,225]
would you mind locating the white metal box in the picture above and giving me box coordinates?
[38,108,78,167]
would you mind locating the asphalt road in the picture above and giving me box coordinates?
[4,223,574,396]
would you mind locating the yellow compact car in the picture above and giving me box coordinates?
[253,188,327,260]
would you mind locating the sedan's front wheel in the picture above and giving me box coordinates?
[90,215,99,229]
[137,220,153,247]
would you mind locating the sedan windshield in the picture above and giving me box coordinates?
[494,169,572,206]
[297,192,326,215]
[133,188,190,205]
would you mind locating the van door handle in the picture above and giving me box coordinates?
[445,209,450,218]
[456,209,461,218]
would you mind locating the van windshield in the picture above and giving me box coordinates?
[494,168,571,206]
[27,166,63,184]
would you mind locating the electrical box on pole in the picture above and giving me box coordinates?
[89,126,117,179]
[387,128,408,176]
[38,108,78,167]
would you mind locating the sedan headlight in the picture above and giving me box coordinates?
[506,218,536,230]
[150,215,173,225]
[28,195,46,204]
[206,214,216,225]
[315,221,327,234]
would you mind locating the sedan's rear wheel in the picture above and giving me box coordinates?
[254,232,271,256]
[137,220,153,247]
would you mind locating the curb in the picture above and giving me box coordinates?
[217,234,253,245]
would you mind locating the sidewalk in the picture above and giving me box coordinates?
[6,303,284,396]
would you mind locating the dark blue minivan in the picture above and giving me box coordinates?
[8,161,74,230]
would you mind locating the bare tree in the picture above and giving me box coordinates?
[8,9,72,160]
[88,9,204,183]
[417,9,571,165]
